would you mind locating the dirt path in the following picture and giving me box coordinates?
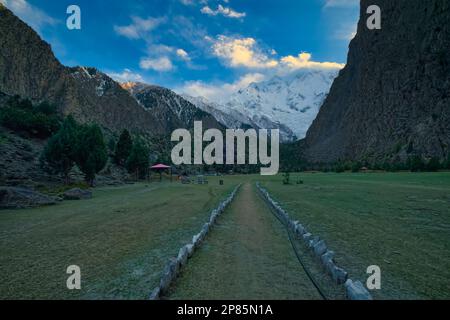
[168,183,322,300]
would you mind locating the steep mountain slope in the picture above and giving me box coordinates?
[303,0,450,163]
[121,83,224,132]
[0,4,220,136]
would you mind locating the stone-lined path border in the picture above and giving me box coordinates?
[149,184,241,300]
[256,183,373,300]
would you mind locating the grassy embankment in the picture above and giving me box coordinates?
[0,177,239,299]
[260,172,450,299]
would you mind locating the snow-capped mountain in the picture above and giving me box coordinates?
[182,95,297,142]
[224,69,339,139]
[185,69,339,141]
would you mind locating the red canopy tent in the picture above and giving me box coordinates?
[150,164,172,182]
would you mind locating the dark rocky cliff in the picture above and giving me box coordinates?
[123,83,224,133]
[303,0,450,163]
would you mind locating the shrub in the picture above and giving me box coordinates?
[0,97,60,138]
[75,124,108,186]
[407,155,425,172]
[282,172,291,185]
[351,162,362,172]
[426,157,441,172]
[41,116,79,184]
[126,139,150,179]
[446,153,450,170]
[114,129,133,166]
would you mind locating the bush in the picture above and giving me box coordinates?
[114,129,133,166]
[126,139,149,179]
[282,172,290,185]
[426,157,441,172]
[351,162,362,172]
[75,124,108,186]
[446,153,450,170]
[407,155,425,172]
[41,116,79,184]
[0,97,60,138]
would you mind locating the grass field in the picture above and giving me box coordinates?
[1,172,449,300]
[260,172,450,299]
[168,183,330,300]
[0,178,239,299]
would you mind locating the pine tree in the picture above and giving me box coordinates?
[446,152,450,170]
[114,129,133,166]
[407,155,425,172]
[426,157,441,172]
[41,116,79,184]
[75,124,108,186]
[126,139,149,180]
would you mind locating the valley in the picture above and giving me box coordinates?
[1,173,449,300]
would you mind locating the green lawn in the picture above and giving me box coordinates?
[0,178,238,299]
[1,172,449,300]
[260,172,450,299]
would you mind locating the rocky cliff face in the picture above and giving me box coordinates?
[0,4,220,136]
[122,83,224,132]
[303,0,450,163]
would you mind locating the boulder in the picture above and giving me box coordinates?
[63,188,92,200]
[331,265,348,284]
[192,233,202,248]
[321,250,335,270]
[0,187,57,209]
[209,210,219,224]
[308,236,320,249]
[159,258,179,294]
[149,286,161,300]
[185,244,194,258]
[313,240,328,257]
[345,279,373,300]
[201,223,210,237]
[303,232,313,242]
[295,223,306,236]
[177,246,189,267]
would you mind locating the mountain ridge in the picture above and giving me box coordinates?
[0,5,222,137]
[302,0,450,163]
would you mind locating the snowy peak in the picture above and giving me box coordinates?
[183,94,296,142]
[222,69,339,139]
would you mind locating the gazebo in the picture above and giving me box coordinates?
[150,164,172,182]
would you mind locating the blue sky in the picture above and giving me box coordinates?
[2,0,359,99]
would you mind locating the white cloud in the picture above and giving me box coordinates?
[201,5,246,19]
[178,73,266,102]
[114,16,166,40]
[176,49,191,61]
[210,35,344,71]
[179,0,207,6]
[211,35,278,69]
[280,52,345,70]
[140,56,174,72]
[1,0,58,33]
[324,0,359,8]
[107,69,144,83]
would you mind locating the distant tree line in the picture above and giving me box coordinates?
[280,153,450,173]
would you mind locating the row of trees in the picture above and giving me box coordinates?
[41,119,153,185]
[284,154,450,173]
[41,116,108,186]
